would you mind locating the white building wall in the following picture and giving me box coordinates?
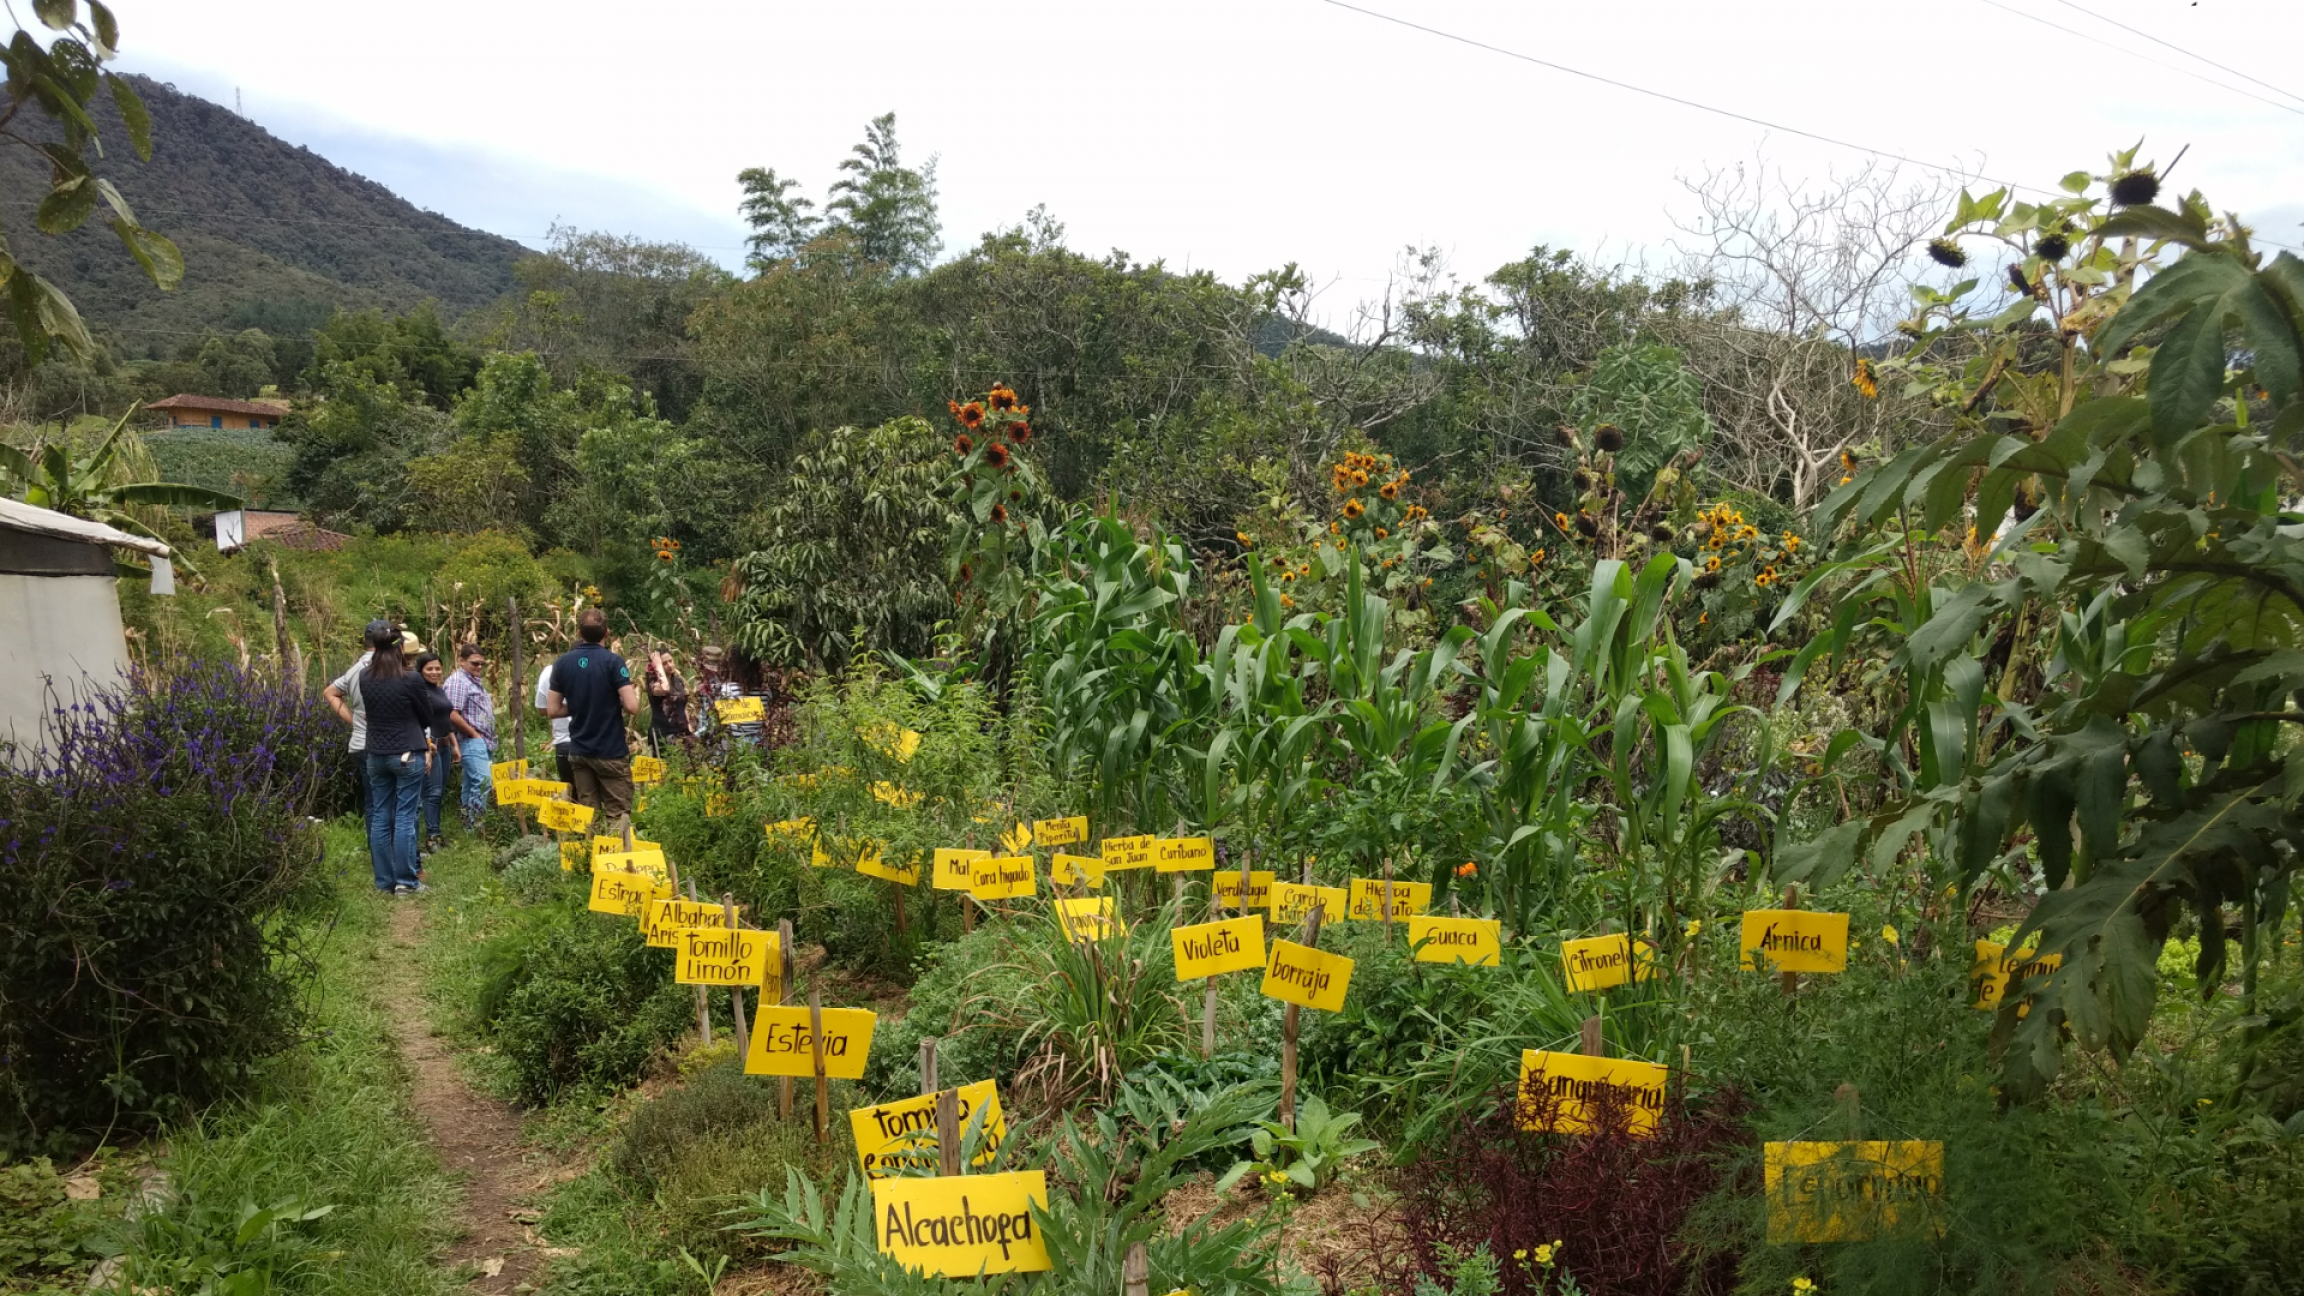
[0,572,133,756]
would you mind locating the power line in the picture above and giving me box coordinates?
[1980,0,2304,119]
[2051,0,2304,107]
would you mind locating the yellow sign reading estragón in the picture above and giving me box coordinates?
[1173,915,1266,981]
[587,869,667,918]
[868,1170,1051,1275]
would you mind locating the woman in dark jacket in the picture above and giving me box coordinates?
[414,651,455,855]
[360,624,435,894]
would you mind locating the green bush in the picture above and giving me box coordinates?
[476,885,694,1106]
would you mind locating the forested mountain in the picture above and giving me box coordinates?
[0,75,527,355]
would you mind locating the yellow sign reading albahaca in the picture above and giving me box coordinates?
[1739,910,1851,974]
[933,847,990,891]
[849,1079,1007,1178]
[643,898,736,949]
[1409,916,1501,965]
[1099,834,1155,871]
[675,927,777,988]
[969,855,1037,901]
[1050,853,1105,887]
[1271,881,1348,925]
[1154,836,1215,873]
[744,1005,876,1079]
[1056,896,1122,941]
[1032,815,1089,847]
[1212,870,1275,909]
[856,846,919,886]
[1560,933,1658,993]
[1517,1050,1667,1136]
[1173,915,1266,980]
[587,869,667,918]
[868,1170,1051,1275]
[1347,877,1431,920]
[1260,938,1352,1012]
[1764,1141,1945,1243]
[1970,940,2062,1010]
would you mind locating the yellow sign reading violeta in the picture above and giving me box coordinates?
[1764,1141,1945,1243]
[587,869,668,918]
[1517,1050,1668,1136]
[1408,916,1501,965]
[1970,940,2062,1010]
[1739,909,1851,974]
[1173,915,1266,981]
[849,1079,1007,1178]
[869,1170,1052,1275]
[744,1005,876,1079]
[1099,834,1156,871]
[1154,836,1215,872]
[969,855,1037,901]
[1560,933,1658,993]
[675,927,778,988]
[1260,938,1353,1012]
[1271,881,1348,925]
[1211,870,1276,909]
[1050,853,1105,887]
[643,898,736,949]
[1032,815,1089,847]
[933,847,990,891]
[1347,877,1431,920]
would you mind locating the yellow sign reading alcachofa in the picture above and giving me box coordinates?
[1099,834,1156,871]
[1271,881,1349,924]
[1173,915,1266,981]
[1560,933,1658,992]
[675,927,777,988]
[969,855,1037,901]
[1260,938,1353,1012]
[933,847,990,891]
[538,799,595,834]
[849,1079,1007,1178]
[1032,815,1089,847]
[1739,910,1851,974]
[1970,940,2062,1010]
[643,898,736,949]
[1212,870,1276,909]
[1154,836,1215,873]
[869,1170,1052,1275]
[1050,853,1105,887]
[588,869,668,918]
[1517,1050,1668,1136]
[1408,916,1501,965]
[744,1005,876,1079]
[1764,1141,1945,1243]
[1347,877,1431,920]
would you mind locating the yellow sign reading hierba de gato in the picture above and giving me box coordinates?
[869,1170,1052,1275]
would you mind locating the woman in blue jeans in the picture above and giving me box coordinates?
[357,624,434,894]
[414,652,457,853]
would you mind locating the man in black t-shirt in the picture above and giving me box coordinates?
[545,608,642,837]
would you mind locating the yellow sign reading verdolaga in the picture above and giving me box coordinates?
[674,927,777,988]
[869,1170,1051,1275]
[1346,877,1431,920]
[933,847,991,891]
[1154,836,1215,873]
[1408,916,1501,965]
[1560,933,1658,993]
[849,1079,1007,1178]
[744,1005,876,1079]
[1739,909,1851,974]
[1517,1050,1667,1136]
[1271,881,1349,924]
[588,869,669,918]
[1031,815,1088,846]
[1260,938,1352,1012]
[1212,870,1276,909]
[969,855,1037,901]
[1099,834,1155,871]
[643,898,737,948]
[1764,1140,1945,1243]
[1172,915,1267,980]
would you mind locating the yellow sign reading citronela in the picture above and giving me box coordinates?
[1739,910,1851,974]
[743,1005,876,1079]
[1173,915,1267,981]
[1764,1140,1945,1243]
[587,868,668,918]
[1032,815,1089,847]
[849,1079,1007,1178]
[1970,940,2063,1010]
[674,927,777,988]
[933,847,991,891]
[868,1170,1052,1275]
[1347,877,1432,920]
[643,898,737,949]
[1270,881,1348,925]
[969,855,1037,901]
[1408,916,1502,965]
[1099,834,1156,871]
[1517,1049,1668,1136]
[1211,870,1276,909]
[1560,933,1658,993]
[1050,853,1106,887]
[1260,938,1353,1012]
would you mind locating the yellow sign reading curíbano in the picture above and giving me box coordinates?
[1970,940,2062,1010]
[588,869,668,919]
[1517,1049,1668,1136]
[933,847,990,891]
[1212,870,1276,909]
[1050,853,1106,887]
[1560,933,1658,993]
[643,898,736,949]
[1739,910,1851,974]
[1099,834,1156,871]
[1764,1140,1945,1243]
[1032,815,1089,847]
[849,1079,1007,1178]
[1271,881,1348,925]
[674,927,777,988]
[1347,877,1431,921]
[969,855,1037,901]
[1260,938,1353,1012]
[1173,915,1266,981]
[1408,916,1502,966]
[1154,836,1215,873]
[868,1170,1051,1275]
[744,1005,876,1079]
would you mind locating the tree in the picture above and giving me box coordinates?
[823,113,941,276]
[486,227,728,421]
[0,404,240,561]
[737,167,818,269]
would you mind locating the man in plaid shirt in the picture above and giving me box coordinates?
[443,643,498,828]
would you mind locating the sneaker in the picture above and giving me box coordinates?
[393,884,413,896]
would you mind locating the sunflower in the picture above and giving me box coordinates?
[954,434,974,456]
[1281,570,1296,583]
[1782,532,1801,551]
[1379,481,1399,501]
[1852,357,1878,400]
[1375,527,1388,539]
[1280,593,1295,609]
[1927,238,1967,268]
[1574,513,1599,538]
[990,504,1008,524]
[988,384,1019,411]
[1553,510,1571,530]
[1594,424,1624,453]
[985,442,1011,469]
[1704,553,1721,572]
[1735,524,1759,542]
[1343,498,1366,519]
[1298,562,1311,576]
[1840,448,1857,470]
[1530,548,1545,565]
[957,402,986,429]
[1236,530,1252,546]
[1351,470,1369,487]
[1756,566,1777,588]
[656,549,675,563]
[2110,169,2159,206]
[1008,422,1032,444]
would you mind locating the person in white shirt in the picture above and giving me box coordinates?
[536,661,574,785]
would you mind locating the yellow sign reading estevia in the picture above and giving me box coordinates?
[1173,915,1266,981]
[932,847,990,890]
[1517,1049,1667,1136]
[1050,853,1106,887]
[1560,933,1658,993]
[868,1170,1051,1275]
[1260,938,1352,1012]
[1212,870,1276,909]
[1970,940,2062,1010]
[643,898,736,949]
[631,754,667,784]
[1347,877,1431,920]
[744,1005,876,1079]
[1154,836,1215,873]
[1764,1141,1945,1243]
[1271,881,1348,925]
[849,1079,1006,1178]
[675,927,777,988]
[538,799,595,834]
[1056,896,1122,941]
[1032,815,1089,847]
[1099,834,1155,871]
[969,855,1037,901]
[587,869,668,918]
[856,846,920,887]
[1409,916,1501,966]
[1739,910,1851,974]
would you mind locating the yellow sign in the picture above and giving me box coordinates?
[744,1005,876,1079]
[862,722,922,763]
[1173,915,1266,980]
[849,1079,1007,1178]
[631,754,667,784]
[538,799,595,834]
[868,1170,1052,1275]
[643,898,736,949]
[969,855,1037,901]
[559,841,583,871]
[933,847,990,891]
[490,759,530,784]
[675,927,777,988]
[1032,815,1089,847]
[1154,836,1215,873]
[767,817,817,842]
[811,837,836,869]
[1739,910,1851,974]
[1260,938,1353,1012]
[1409,916,1501,965]
[1347,877,1431,920]
[1970,940,2062,1010]
[1764,1141,1945,1243]
[1099,834,1156,871]
[870,781,923,810]
[1049,853,1105,887]
[1517,1050,1668,1136]
[715,696,765,724]
[594,847,668,880]
[1056,896,1123,941]
[587,869,668,918]
[1560,933,1658,993]
[856,846,920,887]
[704,790,732,817]
[1212,870,1276,909]
[1271,881,1349,925]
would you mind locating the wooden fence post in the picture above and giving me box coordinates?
[1280,900,1325,1132]
[808,987,829,1145]
[722,892,749,1060]
[1780,884,1800,997]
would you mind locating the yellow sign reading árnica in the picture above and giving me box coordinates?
[1739,910,1850,974]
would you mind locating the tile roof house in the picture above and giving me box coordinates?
[148,394,289,430]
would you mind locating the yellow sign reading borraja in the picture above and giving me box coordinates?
[1409,916,1501,965]
[1154,836,1215,873]
[869,1170,1051,1275]
[1271,881,1349,925]
[1212,870,1276,909]
[675,927,777,988]
[744,1005,876,1079]
[1100,834,1156,871]
[1560,933,1658,993]
[1970,940,2062,1010]
[969,855,1037,901]
[933,847,990,891]
[1347,877,1431,920]
[1517,1049,1668,1136]
[1173,915,1266,980]
[1764,1141,1945,1243]
[849,1079,1007,1178]
[1050,853,1105,887]
[1739,909,1851,974]
[1032,815,1089,847]
[643,898,737,948]
[1261,938,1352,1012]
[588,869,668,918]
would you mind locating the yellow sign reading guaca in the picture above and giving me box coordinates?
[1212,870,1276,909]
[1271,881,1349,925]
[538,799,595,834]
[933,847,990,891]
[631,754,667,784]
[969,855,1037,901]
[1764,1140,1945,1243]
[643,898,736,949]
[1560,933,1658,993]
[588,869,668,918]
[1056,896,1123,941]
[1517,1049,1667,1136]
[849,1079,1006,1178]
[1970,940,2062,1010]
[1347,877,1431,920]
[868,1170,1051,1275]
[1050,853,1105,887]
[744,1005,876,1079]
[1739,909,1851,974]
[1099,834,1155,871]
[1409,916,1501,965]
[1260,938,1352,1012]
[1154,836,1215,873]
[675,927,777,988]
[1173,915,1266,980]
[1032,815,1089,847]
[714,696,764,724]
[856,846,920,887]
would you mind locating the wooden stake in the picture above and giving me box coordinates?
[1780,884,1800,997]
[777,918,795,1119]
[506,595,528,834]
[686,880,711,1046]
[1381,855,1396,943]
[808,986,829,1144]
[1580,1014,1604,1057]
[1121,1241,1149,1296]
[936,1086,962,1177]
[723,892,749,1061]
[918,1037,939,1096]
[1280,901,1325,1132]
[1836,1082,1862,1139]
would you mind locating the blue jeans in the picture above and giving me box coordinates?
[364,751,425,891]
[457,737,494,826]
[421,748,447,839]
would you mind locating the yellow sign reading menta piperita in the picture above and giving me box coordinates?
[714,696,765,724]
[1408,916,1502,966]
[644,898,736,947]
[1173,915,1267,981]
[675,927,778,988]
[1212,870,1276,909]
[1099,834,1156,871]
[1271,881,1349,924]
[1347,877,1431,920]
[856,847,920,887]
[1154,836,1215,873]
[1560,933,1658,993]
[1050,853,1105,887]
[869,1169,1052,1275]
[933,847,991,891]
[631,754,667,784]
[1764,1140,1945,1243]
[1260,938,1353,1012]
[1032,815,1089,847]
[588,869,668,918]
[969,855,1037,901]
[744,1005,876,1079]
[849,1079,1007,1178]
[1970,940,2063,1010]
[538,799,595,834]
[1056,896,1123,941]
[1739,909,1851,974]
[1517,1050,1668,1136]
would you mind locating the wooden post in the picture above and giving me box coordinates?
[506,595,529,833]
[777,919,795,1119]
[723,892,749,1061]
[893,881,906,941]
[918,1037,939,1096]
[936,1086,962,1177]
[1835,1082,1862,1139]
[1779,884,1800,996]
[1121,1241,1149,1296]
[1280,901,1325,1132]
[1381,855,1396,943]
[687,880,711,1046]
[1580,1014,1604,1057]
[808,986,829,1145]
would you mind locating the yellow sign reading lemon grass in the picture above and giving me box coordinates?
[1739,910,1851,974]
[537,799,594,834]
[868,1170,1052,1275]
[744,1005,875,1079]
[1173,915,1267,981]
[1408,916,1501,965]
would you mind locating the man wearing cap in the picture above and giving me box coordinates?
[545,608,641,837]
[443,642,497,830]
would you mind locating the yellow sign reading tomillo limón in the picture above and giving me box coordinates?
[1347,877,1431,920]
[1099,834,1155,871]
[1517,1049,1667,1136]
[1560,933,1658,992]
[1173,915,1266,980]
[1260,938,1352,1012]
[1271,881,1348,924]
[849,1079,1007,1178]
[1032,815,1088,847]
[1154,836,1215,872]
[1409,916,1501,965]
[675,927,777,988]
[868,1170,1052,1275]
[933,847,990,891]
[587,869,667,918]
[1212,870,1275,909]
[744,1005,875,1079]
[643,898,737,948]
[1050,853,1105,887]
[969,855,1037,901]
[1764,1141,1945,1243]
[1739,910,1851,974]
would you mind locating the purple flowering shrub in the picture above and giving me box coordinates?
[0,660,348,1156]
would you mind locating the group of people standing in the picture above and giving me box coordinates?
[324,607,703,895]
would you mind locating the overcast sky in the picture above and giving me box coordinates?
[123,0,2303,321]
